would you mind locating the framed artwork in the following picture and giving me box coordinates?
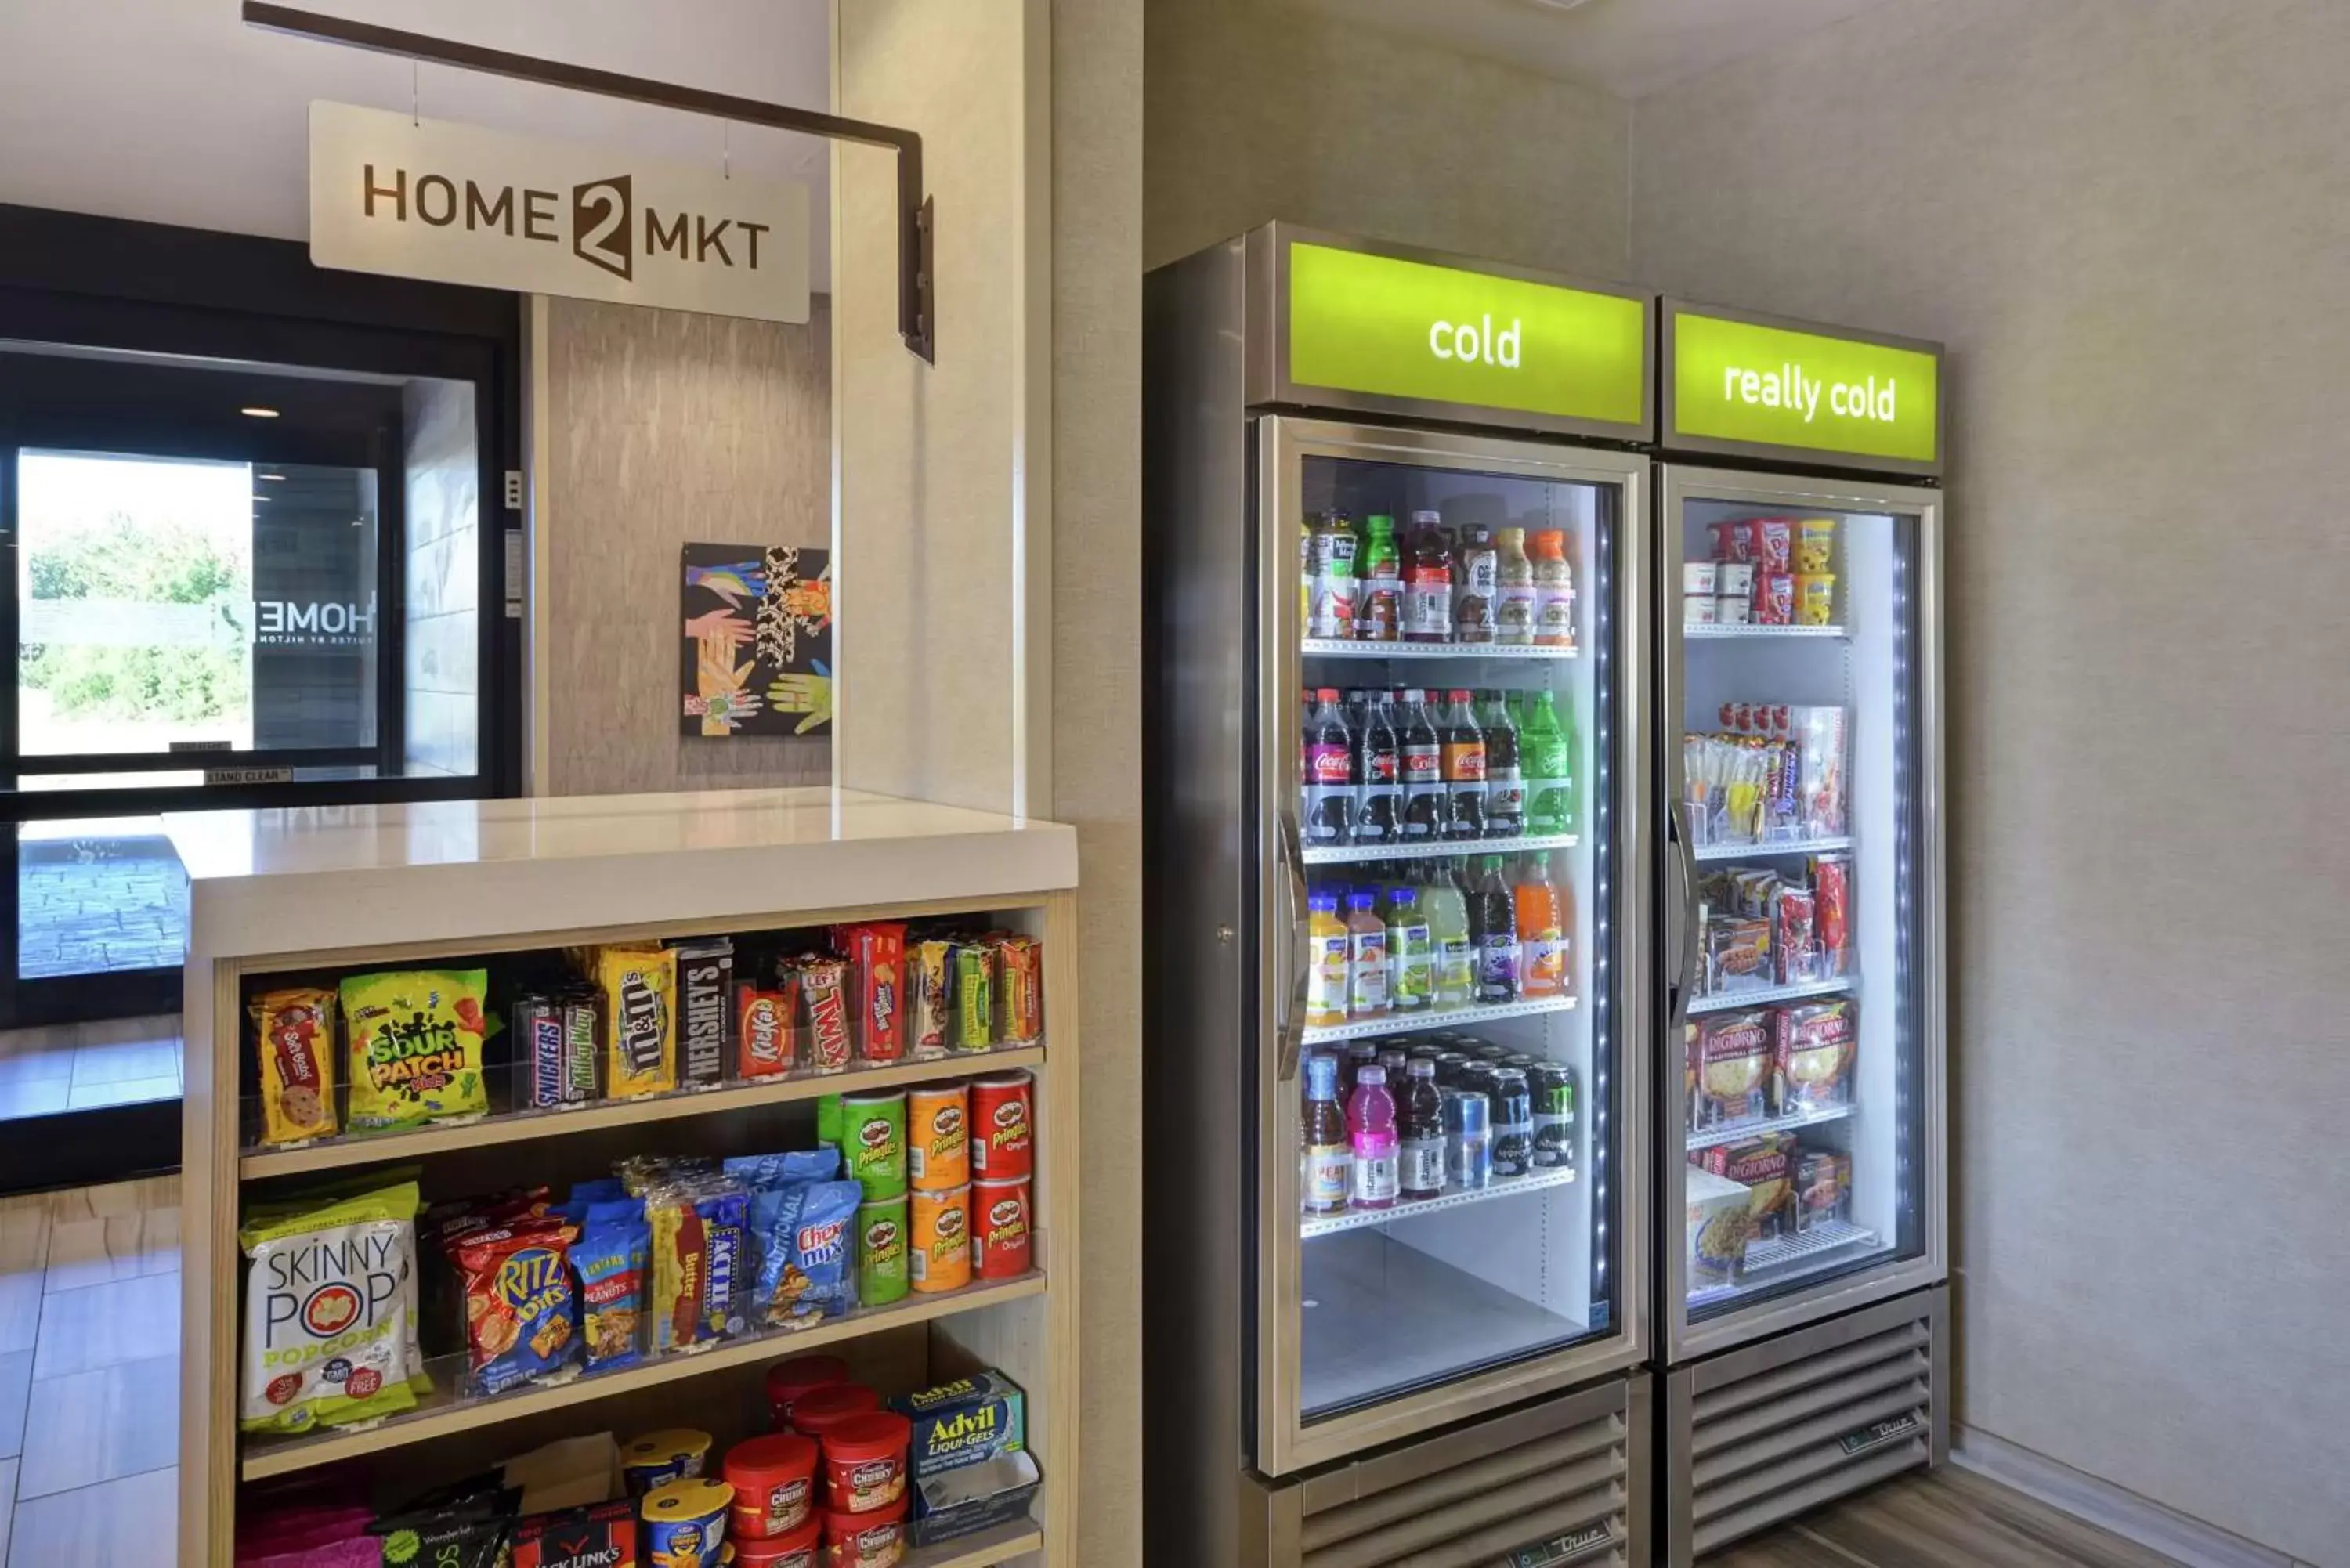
[679,543,833,736]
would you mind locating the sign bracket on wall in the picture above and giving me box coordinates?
[244,0,937,360]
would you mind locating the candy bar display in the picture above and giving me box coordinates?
[1681,703,1849,848]
[240,925,1046,1154]
[236,1364,1037,1567]
[1686,515,1838,627]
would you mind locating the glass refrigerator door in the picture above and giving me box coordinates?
[1661,466,1945,1362]
[1254,416,1650,1476]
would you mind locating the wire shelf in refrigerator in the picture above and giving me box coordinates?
[1687,975,1855,1015]
[1300,638,1579,660]
[1299,1164,1578,1240]
[1687,1219,1879,1310]
[1683,623,1848,641]
[1693,836,1853,863]
[1302,833,1578,866]
[1299,995,1576,1046]
[1687,1100,1856,1152]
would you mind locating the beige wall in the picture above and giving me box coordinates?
[1050,2,1143,1562]
[1632,4,2350,1560]
[537,295,833,797]
[1145,0,1630,277]
[834,1,1040,816]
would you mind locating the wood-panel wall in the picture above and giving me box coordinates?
[539,294,833,798]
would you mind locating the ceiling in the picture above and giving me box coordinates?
[1288,0,1907,98]
[0,0,836,285]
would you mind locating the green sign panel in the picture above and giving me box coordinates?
[1287,242,1647,428]
[1672,308,1940,465]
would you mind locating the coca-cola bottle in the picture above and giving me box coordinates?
[1398,689,1446,843]
[1439,689,1488,841]
[1303,688,1356,845]
[1354,691,1402,847]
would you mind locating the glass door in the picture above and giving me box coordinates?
[1661,464,1945,1363]
[1255,417,1650,1476]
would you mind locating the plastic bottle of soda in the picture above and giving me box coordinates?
[1454,526,1499,645]
[1495,527,1536,646]
[1397,1059,1446,1199]
[1521,690,1574,837]
[1479,690,1524,839]
[1403,513,1453,644]
[1303,689,1356,845]
[1397,689,1446,842]
[1515,855,1568,999]
[1353,692,1401,847]
[1440,689,1487,841]
[1385,886,1433,1012]
[1345,891,1390,1019]
[1358,515,1402,641]
[1300,1052,1352,1215]
[1470,854,1521,1004]
[1347,1064,1399,1210]
[1422,861,1475,1010]
[1531,529,1576,648]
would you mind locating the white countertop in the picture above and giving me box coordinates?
[164,788,1078,961]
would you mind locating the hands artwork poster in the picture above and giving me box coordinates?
[679,543,833,737]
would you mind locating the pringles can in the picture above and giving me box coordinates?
[909,1186,971,1294]
[967,1071,1032,1181]
[906,1083,969,1190]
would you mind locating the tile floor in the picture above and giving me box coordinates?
[0,1175,2195,1566]
[0,1017,183,1122]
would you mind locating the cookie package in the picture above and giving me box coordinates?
[251,985,338,1146]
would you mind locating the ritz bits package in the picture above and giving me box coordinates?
[251,986,338,1145]
[598,945,678,1099]
[340,969,490,1133]
[239,1179,423,1434]
[454,1219,580,1396]
[832,922,907,1065]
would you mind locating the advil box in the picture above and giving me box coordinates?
[891,1369,1026,1479]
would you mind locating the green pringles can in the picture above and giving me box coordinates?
[815,1091,846,1150]
[841,1089,908,1201]
[857,1194,910,1306]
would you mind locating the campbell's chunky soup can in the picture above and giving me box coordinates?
[906,1084,969,1190]
[967,1071,1032,1180]
[820,1411,911,1515]
[909,1185,971,1293]
[723,1432,818,1539]
[971,1175,1033,1279]
[822,1494,907,1566]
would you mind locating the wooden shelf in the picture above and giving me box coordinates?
[239,1271,1048,1480]
[909,1521,1047,1568]
[240,1046,1046,1180]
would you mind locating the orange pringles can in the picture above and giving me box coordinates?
[909,1185,971,1294]
[906,1084,969,1191]
[967,1071,1033,1181]
[971,1176,1032,1280]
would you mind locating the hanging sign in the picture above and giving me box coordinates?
[1282,236,1650,437]
[309,102,810,323]
[1665,302,1942,472]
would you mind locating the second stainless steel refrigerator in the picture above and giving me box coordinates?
[1145,225,1654,1568]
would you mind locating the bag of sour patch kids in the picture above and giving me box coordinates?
[341,969,491,1133]
[240,1179,425,1434]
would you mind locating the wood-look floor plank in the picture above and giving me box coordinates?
[1798,1472,2186,1568]
[5,1464,175,1568]
[0,1457,15,1566]
[15,1355,179,1500]
[1707,1525,1867,1567]
[29,1273,177,1380]
[0,1351,28,1461]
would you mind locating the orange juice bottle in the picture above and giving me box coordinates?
[1515,857,1570,999]
[1305,891,1350,1028]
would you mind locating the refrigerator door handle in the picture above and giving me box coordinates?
[1274,809,1311,1083]
[1667,799,1701,1032]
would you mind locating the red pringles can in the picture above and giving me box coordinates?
[830,923,907,1065]
[967,1070,1032,1180]
[971,1176,1032,1279]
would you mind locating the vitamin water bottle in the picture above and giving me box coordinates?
[1347,1064,1399,1211]
[1300,1053,1351,1216]
[1397,1059,1446,1200]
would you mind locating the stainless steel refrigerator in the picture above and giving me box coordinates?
[1650,299,1951,1562]
[1144,225,1655,1568]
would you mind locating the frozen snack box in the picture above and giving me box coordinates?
[1687,1165,1752,1286]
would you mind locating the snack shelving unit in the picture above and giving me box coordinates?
[171,788,1081,1568]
